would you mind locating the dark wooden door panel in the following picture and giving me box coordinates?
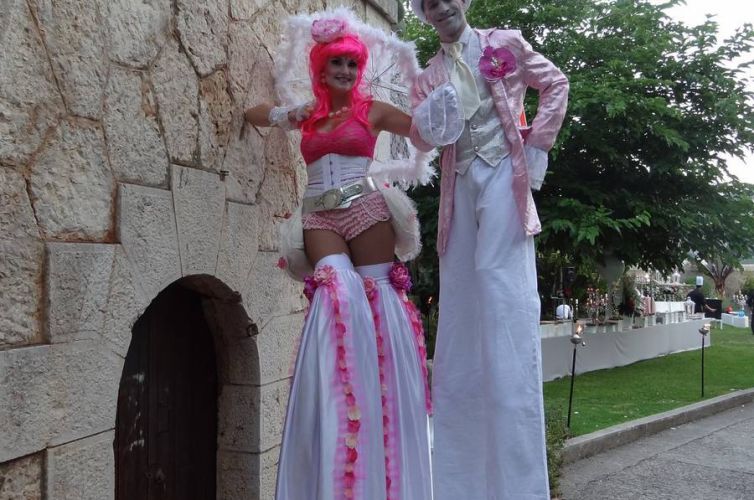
[116,283,217,500]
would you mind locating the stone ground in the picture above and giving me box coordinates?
[560,403,754,499]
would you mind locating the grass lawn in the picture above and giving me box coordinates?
[543,324,754,437]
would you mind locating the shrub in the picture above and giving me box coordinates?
[545,403,569,496]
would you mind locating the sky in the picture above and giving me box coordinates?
[658,0,754,183]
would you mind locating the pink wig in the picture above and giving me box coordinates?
[301,34,372,136]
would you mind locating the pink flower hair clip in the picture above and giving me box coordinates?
[479,46,517,81]
[311,18,348,44]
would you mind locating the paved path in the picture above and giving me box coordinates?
[560,402,754,499]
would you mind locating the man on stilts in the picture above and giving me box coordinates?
[409,0,569,497]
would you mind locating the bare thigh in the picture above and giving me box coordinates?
[304,229,350,267]
[349,221,395,266]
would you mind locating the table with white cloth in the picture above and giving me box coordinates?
[540,318,710,381]
[653,301,688,324]
[721,313,750,328]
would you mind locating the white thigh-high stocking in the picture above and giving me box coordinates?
[356,262,433,500]
[276,254,386,500]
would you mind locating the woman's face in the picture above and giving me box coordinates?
[323,56,359,94]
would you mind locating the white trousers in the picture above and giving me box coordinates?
[276,254,386,500]
[276,256,433,500]
[357,263,433,500]
[433,156,549,499]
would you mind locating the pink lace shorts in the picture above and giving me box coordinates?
[302,191,391,241]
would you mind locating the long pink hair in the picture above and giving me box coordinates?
[301,34,372,136]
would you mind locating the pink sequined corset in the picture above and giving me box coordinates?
[300,115,378,165]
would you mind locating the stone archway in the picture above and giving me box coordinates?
[113,274,268,499]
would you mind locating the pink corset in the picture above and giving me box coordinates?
[301,115,378,165]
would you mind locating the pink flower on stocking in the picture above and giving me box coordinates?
[313,265,336,287]
[363,276,377,300]
[389,262,413,293]
[303,276,318,302]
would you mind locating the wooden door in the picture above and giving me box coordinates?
[115,283,218,500]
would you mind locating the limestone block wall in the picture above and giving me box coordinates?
[0,0,398,498]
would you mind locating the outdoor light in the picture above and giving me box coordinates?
[699,323,710,398]
[567,322,587,429]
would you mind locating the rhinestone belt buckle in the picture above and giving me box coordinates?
[319,189,343,210]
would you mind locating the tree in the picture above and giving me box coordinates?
[696,258,734,298]
[401,0,754,303]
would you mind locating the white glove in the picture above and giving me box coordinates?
[413,82,464,147]
[525,145,549,191]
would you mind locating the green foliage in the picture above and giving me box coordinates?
[617,272,640,315]
[741,274,754,297]
[401,0,754,309]
[545,403,569,496]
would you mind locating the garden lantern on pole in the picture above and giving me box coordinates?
[567,321,586,429]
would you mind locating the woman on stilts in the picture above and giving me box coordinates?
[244,9,433,499]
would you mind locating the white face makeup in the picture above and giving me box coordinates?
[323,56,359,94]
[422,0,468,42]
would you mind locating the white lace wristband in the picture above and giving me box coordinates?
[268,106,295,130]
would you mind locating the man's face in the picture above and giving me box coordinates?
[423,0,468,42]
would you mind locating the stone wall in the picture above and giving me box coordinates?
[0,0,397,498]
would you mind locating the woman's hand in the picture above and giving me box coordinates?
[288,102,314,123]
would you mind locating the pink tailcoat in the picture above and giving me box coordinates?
[411,28,569,255]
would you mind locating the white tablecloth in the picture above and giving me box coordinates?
[541,319,709,381]
[654,301,686,313]
[721,313,749,328]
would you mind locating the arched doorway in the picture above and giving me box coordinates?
[115,282,218,499]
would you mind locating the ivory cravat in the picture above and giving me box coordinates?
[444,41,481,119]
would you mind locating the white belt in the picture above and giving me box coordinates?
[302,177,379,213]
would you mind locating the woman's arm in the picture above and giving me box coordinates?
[244,103,313,129]
[369,100,412,137]
[244,103,276,127]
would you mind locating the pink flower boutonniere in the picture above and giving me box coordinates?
[479,46,517,82]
